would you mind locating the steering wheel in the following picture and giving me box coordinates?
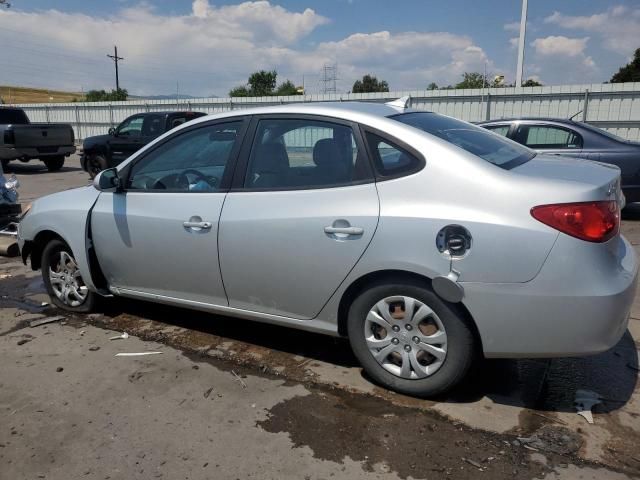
[181,169,219,190]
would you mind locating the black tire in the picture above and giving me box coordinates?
[41,239,96,313]
[86,153,108,179]
[43,156,65,172]
[347,279,477,398]
[1,159,9,171]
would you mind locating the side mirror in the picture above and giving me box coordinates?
[93,168,122,192]
[108,127,116,136]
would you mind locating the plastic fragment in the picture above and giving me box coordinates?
[574,389,601,424]
[109,332,129,341]
[115,351,163,357]
[29,316,64,327]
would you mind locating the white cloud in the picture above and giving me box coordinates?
[504,22,520,32]
[0,3,492,95]
[527,36,598,85]
[544,6,640,54]
[531,36,589,57]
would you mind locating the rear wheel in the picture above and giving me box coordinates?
[86,154,108,179]
[347,280,477,397]
[43,156,65,172]
[41,239,96,312]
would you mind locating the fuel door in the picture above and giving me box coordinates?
[433,225,472,303]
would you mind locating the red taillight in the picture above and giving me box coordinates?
[531,201,619,243]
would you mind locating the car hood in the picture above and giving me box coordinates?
[83,134,111,150]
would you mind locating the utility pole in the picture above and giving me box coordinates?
[107,46,124,91]
[515,0,528,87]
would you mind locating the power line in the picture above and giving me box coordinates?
[107,46,124,91]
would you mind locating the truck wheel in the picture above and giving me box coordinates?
[87,154,108,179]
[43,156,65,172]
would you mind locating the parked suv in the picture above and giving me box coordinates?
[81,111,205,177]
[478,118,640,203]
[0,107,76,171]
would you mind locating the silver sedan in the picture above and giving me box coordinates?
[17,100,638,397]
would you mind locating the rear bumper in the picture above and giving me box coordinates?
[463,234,638,358]
[0,146,75,161]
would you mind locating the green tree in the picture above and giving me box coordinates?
[228,86,250,97]
[352,74,389,93]
[248,70,277,96]
[426,82,438,91]
[610,48,640,83]
[455,72,487,89]
[522,78,543,87]
[85,88,128,102]
[275,80,300,96]
[229,71,302,97]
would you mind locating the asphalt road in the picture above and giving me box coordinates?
[1,154,639,480]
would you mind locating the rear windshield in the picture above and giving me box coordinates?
[0,108,29,125]
[392,112,535,169]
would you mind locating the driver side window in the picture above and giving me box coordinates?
[118,116,144,137]
[127,121,243,192]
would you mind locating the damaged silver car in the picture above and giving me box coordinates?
[17,100,638,397]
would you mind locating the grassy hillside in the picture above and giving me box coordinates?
[0,86,85,104]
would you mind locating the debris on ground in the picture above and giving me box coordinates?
[109,332,129,341]
[88,346,100,352]
[515,426,581,455]
[203,387,213,399]
[56,367,63,372]
[79,330,86,336]
[231,370,247,389]
[574,389,602,424]
[16,338,31,346]
[462,457,483,470]
[115,351,163,357]
[40,302,49,307]
[0,273,12,279]
[29,316,64,328]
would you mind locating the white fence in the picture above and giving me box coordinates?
[12,82,640,142]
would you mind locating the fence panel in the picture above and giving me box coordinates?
[11,82,640,141]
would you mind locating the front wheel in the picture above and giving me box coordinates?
[41,239,96,312]
[347,280,477,398]
[43,156,65,172]
[86,154,108,179]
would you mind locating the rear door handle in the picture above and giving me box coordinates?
[324,226,364,235]
[183,221,212,230]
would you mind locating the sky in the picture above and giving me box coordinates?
[1,0,639,97]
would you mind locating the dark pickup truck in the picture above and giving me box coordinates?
[0,107,76,172]
[81,111,206,177]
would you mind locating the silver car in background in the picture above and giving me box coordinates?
[17,100,638,397]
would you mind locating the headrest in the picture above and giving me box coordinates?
[313,138,341,168]
[254,142,288,172]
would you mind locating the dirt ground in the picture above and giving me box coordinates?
[1,156,639,480]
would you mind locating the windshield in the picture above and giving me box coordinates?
[392,112,536,169]
[574,121,631,143]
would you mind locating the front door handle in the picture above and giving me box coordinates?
[324,226,364,235]
[183,221,212,230]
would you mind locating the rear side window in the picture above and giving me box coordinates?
[244,118,371,190]
[515,125,583,149]
[484,125,510,137]
[0,108,29,124]
[393,112,535,169]
[365,132,422,178]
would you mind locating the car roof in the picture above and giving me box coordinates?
[478,117,582,126]
[184,101,426,128]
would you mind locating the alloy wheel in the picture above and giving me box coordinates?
[48,251,88,307]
